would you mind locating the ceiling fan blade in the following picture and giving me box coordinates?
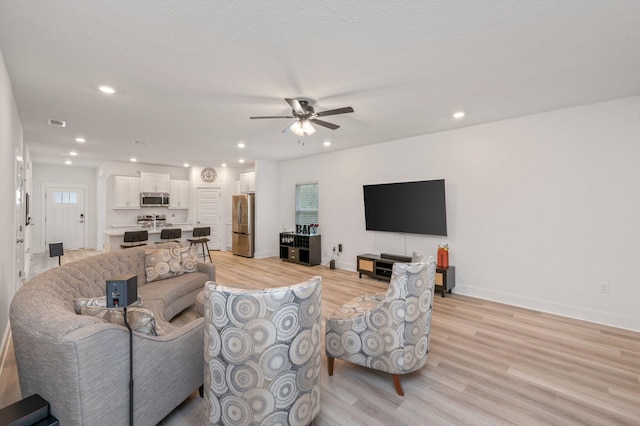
[315,106,354,117]
[310,118,340,130]
[250,115,294,119]
[285,98,304,115]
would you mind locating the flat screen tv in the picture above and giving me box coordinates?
[363,179,447,236]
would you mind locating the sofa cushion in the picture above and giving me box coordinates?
[73,296,143,313]
[145,247,182,282]
[79,305,164,336]
[138,272,209,321]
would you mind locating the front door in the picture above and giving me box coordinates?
[45,186,86,250]
[196,187,223,250]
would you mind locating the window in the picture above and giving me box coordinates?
[54,191,78,204]
[295,183,318,227]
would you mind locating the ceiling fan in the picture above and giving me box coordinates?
[250,98,354,136]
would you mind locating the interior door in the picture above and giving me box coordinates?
[45,187,86,250]
[197,187,222,250]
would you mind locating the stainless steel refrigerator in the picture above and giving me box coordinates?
[232,194,255,257]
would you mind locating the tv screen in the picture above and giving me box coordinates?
[363,179,447,236]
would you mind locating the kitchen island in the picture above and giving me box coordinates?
[103,225,195,252]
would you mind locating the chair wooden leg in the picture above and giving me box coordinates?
[392,374,404,396]
[205,241,212,262]
[327,356,334,376]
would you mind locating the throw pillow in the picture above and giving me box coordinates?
[79,305,164,336]
[73,296,142,314]
[412,251,427,263]
[145,247,182,282]
[178,245,199,274]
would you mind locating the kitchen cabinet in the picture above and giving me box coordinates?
[239,172,255,193]
[169,179,189,209]
[140,172,170,193]
[114,176,140,209]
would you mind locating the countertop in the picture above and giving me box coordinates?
[104,225,195,236]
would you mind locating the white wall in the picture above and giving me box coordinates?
[254,160,280,258]
[0,49,24,350]
[279,95,640,331]
[31,164,98,252]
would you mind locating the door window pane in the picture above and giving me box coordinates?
[54,191,78,204]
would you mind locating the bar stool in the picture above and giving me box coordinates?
[187,227,212,262]
[120,230,148,249]
[156,228,182,243]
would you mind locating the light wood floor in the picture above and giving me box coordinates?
[2,250,640,425]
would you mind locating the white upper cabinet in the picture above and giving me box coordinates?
[140,172,170,193]
[239,172,255,193]
[114,176,140,209]
[169,180,189,209]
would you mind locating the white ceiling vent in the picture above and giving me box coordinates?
[132,140,154,146]
[48,118,66,127]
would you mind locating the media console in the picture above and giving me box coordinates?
[357,253,455,297]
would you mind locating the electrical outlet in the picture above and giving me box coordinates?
[600,283,610,294]
[338,244,343,252]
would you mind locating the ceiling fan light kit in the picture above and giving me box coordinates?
[251,98,353,138]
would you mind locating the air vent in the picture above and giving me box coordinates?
[132,140,154,146]
[48,119,66,127]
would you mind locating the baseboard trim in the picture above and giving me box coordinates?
[254,250,277,260]
[454,285,640,332]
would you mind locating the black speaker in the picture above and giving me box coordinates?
[49,242,64,257]
[106,274,138,308]
[32,415,59,426]
[0,393,49,426]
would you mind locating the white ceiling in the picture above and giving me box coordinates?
[1,1,639,169]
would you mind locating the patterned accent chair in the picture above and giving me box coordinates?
[203,277,322,426]
[326,255,435,396]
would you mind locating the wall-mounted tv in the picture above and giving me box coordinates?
[363,179,447,236]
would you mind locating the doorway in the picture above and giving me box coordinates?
[196,187,223,250]
[44,186,87,250]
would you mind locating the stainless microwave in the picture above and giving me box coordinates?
[140,192,170,207]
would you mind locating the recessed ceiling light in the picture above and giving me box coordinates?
[65,160,72,165]
[237,142,245,148]
[239,159,245,163]
[323,141,331,147]
[99,86,115,94]
[130,158,137,162]
[183,163,189,167]
[221,163,227,167]
[453,111,465,119]
[69,151,78,156]
[75,137,86,143]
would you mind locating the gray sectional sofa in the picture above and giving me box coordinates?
[9,243,215,426]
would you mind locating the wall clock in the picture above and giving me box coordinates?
[200,167,217,183]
